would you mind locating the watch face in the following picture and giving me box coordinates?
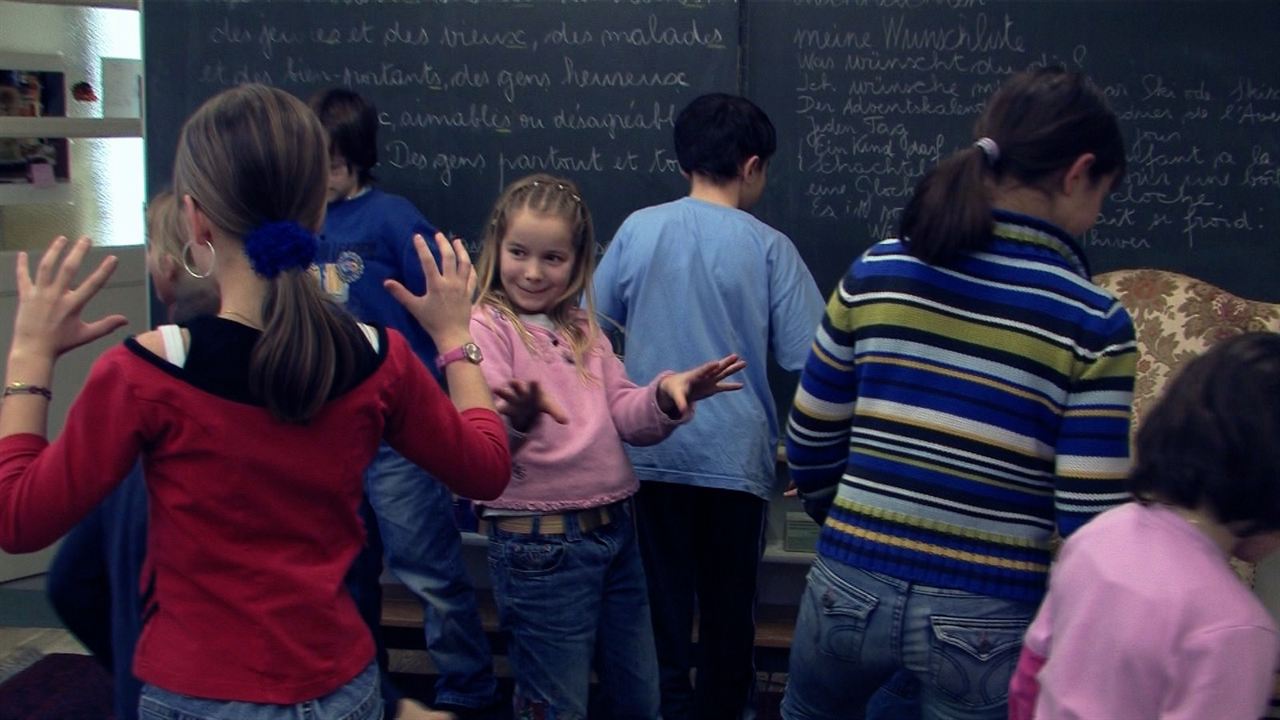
[463,342,484,363]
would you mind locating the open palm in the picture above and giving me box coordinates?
[658,354,748,417]
[11,236,128,362]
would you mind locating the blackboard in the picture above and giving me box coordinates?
[747,0,1280,301]
[144,0,741,252]
[146,0,1280,305]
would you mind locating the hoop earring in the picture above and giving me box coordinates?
[181,239,216,279]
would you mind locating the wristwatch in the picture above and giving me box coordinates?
[436,342,484,370]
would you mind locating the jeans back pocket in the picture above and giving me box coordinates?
[928,614,1029,709]
[809,562,880,662]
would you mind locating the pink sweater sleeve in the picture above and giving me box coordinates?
[1008,592,1053,720]
[1008,644,1046,720]
[596,332,685,447]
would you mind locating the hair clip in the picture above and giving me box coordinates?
[528,179,582,204]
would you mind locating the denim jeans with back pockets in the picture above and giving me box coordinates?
[488,500,660,720]
[782,558,1035,720]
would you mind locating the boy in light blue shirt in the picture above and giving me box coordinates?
[593,92,823,720]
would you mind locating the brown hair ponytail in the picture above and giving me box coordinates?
[253,271,365,423]
[897,148,991,265]
[899,67,1126,265]
[174,83,366,423]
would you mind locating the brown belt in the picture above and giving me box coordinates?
[488,505,613,535]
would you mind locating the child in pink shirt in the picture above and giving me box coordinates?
[467,173,745,719]
[1010,332,1280,720]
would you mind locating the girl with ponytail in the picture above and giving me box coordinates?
[783,67,1137,719]
[0,84,510,719]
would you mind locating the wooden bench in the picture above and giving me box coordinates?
[380,583,798,670]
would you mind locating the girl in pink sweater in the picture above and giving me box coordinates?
[1009,332,1280,720]
[468,173,744,719]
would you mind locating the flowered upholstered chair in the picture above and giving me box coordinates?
[1095,268,1280,587]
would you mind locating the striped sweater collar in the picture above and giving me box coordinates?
[990,209,1091,280]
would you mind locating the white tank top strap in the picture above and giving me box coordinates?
[358,323,380,353]
[157,324,188,368]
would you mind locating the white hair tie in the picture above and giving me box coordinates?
[974,137,1000,167]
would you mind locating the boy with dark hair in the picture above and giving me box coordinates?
[309,88,498,720]
[593,92,824,720]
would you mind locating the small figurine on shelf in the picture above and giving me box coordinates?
[72,81,98,102]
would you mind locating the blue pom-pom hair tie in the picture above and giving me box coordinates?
[243,221,319,279]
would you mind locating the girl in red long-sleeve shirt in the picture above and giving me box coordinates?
[0,84,510,719]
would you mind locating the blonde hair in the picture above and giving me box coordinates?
[146,190,220,322]
[173,83,365,423]
[145,190,186,261]
[475,173,599,375]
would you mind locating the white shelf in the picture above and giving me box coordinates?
[765,544,817,565]
[0,117,142,139]
[7,0,139,9]
[0,181,73,204]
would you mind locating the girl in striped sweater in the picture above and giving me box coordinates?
[782,67,1136,720]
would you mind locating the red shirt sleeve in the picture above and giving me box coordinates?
[0,348,146,553]
[380,330,510,501]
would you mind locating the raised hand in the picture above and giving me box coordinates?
[657,354,747,418]
[386,232,477,351]
[494,379,569,434]
[10,236,128,363]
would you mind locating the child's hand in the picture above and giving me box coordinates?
[10,236,127,364]
[386,232,476,351]
[493,379,569,433]
[657,354,747,418]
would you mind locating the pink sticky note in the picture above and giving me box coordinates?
[29,163,55,188]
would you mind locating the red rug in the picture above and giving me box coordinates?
[0,653,114,720]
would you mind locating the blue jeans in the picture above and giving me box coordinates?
[867,671,921,720]
[487,500,660,719]
[138,663,381,720]
[781,558,1035,720]
[351,444,497,710]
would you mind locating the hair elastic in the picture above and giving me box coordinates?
[974,137,1000,167]
[243,221,318,279]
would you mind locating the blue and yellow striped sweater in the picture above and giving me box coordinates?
[786,211,1136,603]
